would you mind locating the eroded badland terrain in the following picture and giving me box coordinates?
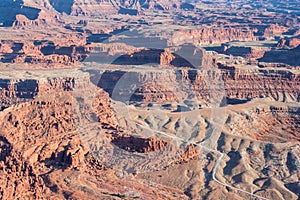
[0,0,300,199]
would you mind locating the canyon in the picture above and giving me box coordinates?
[0,0,300,199]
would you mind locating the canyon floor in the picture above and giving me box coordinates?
[0,0,300,200]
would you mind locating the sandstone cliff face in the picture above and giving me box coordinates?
[0,40,89,64]
[130,83,178,103]
[172,28,256,45]
[2,66,294,121]
[0,77,79,111]
[216,45,267,59]
[187,67,299,102]
[160,49,175,65]
[97,70,184,104]
[96,67,300,105]
[217,67,300,102]
[178,144,199,163]
[111,136,169,153]
[277,37,300,49]
[11,11,60,28]
[110,47,214,68]
[263,24,289,38]
[0,79,38,111]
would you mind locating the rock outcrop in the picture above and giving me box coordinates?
[96,67,300,105]
[171,28,256,46]
[277,37,300,49]
[212,45,267,59]
[0,77,79,111]
[228,105,300,142]
[0,40,89,64]
[263,24,289,38]
[160,49,175,65]
[0,75,186,199]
